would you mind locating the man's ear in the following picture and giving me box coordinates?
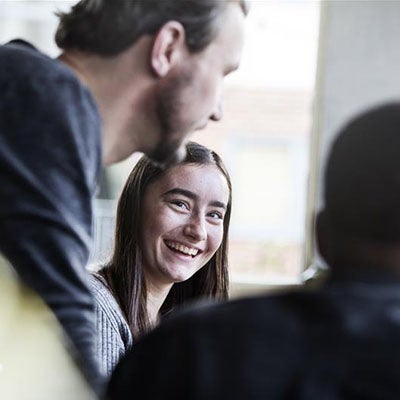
[150,21,186,77]
[316,209,332,266]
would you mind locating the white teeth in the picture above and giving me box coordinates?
[166,241,199,256]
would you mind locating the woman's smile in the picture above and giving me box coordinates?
[164,239,201,257]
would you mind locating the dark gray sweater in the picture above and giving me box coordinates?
[0,39,101,389]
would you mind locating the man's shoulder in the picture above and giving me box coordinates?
[0,39,101,177]
[128,290,313,384]
[0,39,42,60]
[178,288,318,318]
[1,40,64,76]
[0,39,87,98]
[160,289,319,338]
[161,282,400,340]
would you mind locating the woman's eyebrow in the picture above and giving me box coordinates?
[163,188,197,200]
[210,201,227,210]
[163,188,227,210]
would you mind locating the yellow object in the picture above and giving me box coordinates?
[0,254,96,400]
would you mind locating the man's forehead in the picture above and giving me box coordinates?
[214,4,246,62]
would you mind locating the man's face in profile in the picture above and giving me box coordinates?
[150,3,246,167]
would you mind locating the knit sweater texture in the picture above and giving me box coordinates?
[89,273,133,377]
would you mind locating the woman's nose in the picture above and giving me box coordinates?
[183,216,207,242]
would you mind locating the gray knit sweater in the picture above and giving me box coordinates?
[89,273,133,377]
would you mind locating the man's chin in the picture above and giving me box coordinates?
[147,141,187,169]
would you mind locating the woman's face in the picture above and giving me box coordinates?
[140,163,230,287]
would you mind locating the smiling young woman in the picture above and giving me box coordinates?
[89,141,232,376]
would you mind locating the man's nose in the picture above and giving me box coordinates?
[210,101,223,122]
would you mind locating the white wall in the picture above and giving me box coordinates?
[0,1,75,55]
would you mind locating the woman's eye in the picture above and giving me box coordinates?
[208,211,223,220]
[171,200,189,210]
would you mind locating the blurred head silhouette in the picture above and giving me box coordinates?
[317,102,400,277]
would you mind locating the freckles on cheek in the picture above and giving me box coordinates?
[156,210,178,232]
[144,215,166,239]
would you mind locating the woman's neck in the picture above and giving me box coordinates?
[145,279,174,327]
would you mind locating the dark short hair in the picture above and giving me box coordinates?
[324,102,400,242]
[55,0,248,56]
[100,141,232,337]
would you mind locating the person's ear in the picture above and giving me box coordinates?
[316,209,331,266]
[150,21,186,77]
